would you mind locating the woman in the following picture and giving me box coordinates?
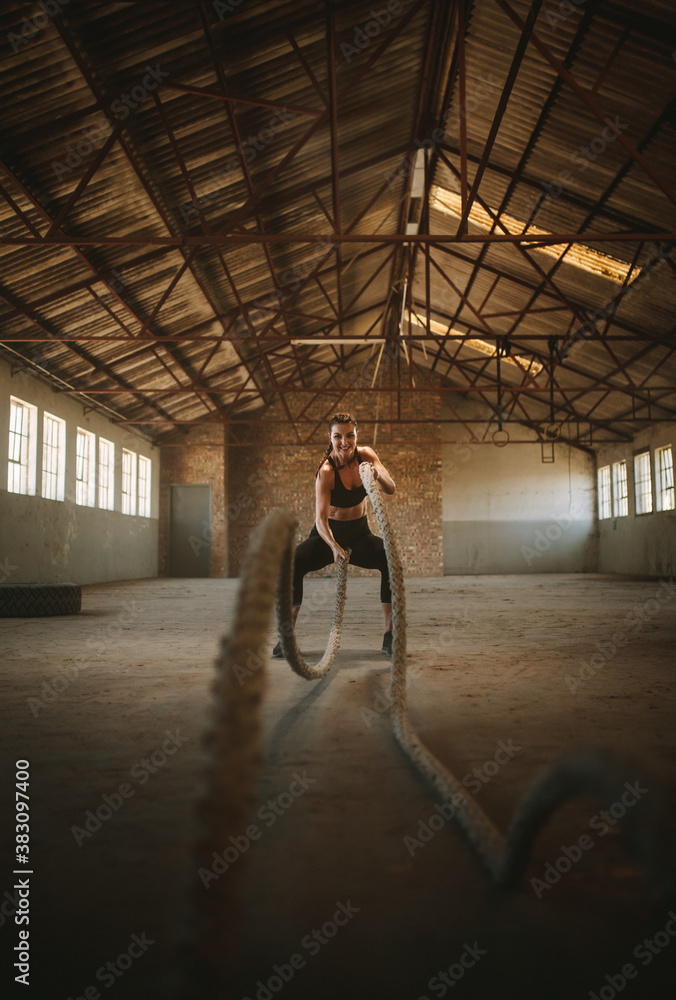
[273,412,397,657]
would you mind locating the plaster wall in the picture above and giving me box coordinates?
[596,421,676,576]
[0,361,159,585]
[441,401,597,573]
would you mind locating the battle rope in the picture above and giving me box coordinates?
[187,511,297,997]
[187,513,350,996]
[187,475,672,995]
[360,462,505,875]
[359,461,669,890]
[276,536,350,680]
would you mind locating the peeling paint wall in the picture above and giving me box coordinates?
[441,401,597,574]
[0,361,159,585]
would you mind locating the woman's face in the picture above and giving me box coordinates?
[330,422,357,461]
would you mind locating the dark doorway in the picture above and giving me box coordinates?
[168,484,211,577]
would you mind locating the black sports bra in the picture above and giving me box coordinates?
[327,449,367,508]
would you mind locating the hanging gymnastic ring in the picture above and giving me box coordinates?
[492,428,509,447]
[544,422,561,441]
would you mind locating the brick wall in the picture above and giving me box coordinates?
[159,426,227,577]
[227,389,443,582]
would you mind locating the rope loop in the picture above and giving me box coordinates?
[359,461,671,891]
[189,482,675,992]
[276,533,350,680]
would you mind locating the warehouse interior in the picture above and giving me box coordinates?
[1,0,675,997]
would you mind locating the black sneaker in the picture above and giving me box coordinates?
[272,640,284,659]
[381,631,393,656]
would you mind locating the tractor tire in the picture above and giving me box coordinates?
[0,582,82,617]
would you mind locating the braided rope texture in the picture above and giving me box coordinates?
[187,478,673,994]
[187,510,349,996]
[360,462,670,894]
[276,532,349,679]
[360,462,505,876]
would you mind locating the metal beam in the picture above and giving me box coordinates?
[57,384,676,397]
[495,0,676,209]
[162,81,322,118]
[4,230,675,246]
[455,0,544,236]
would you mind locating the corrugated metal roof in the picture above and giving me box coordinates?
[0,0,674,446]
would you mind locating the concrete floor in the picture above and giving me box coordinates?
[2,573,676,999]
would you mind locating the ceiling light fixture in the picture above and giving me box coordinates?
[290,338,387,345]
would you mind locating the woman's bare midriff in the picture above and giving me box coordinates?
[328,500,367,521]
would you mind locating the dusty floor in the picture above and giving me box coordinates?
[2,572,676,999]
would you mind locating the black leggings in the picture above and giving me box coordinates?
[293,516,391,606]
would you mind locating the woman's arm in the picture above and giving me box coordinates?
[359,446,396,495]
[315,465,350,563]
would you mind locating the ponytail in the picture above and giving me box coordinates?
[315,442,333,478]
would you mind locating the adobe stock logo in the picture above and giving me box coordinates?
[530,780,648,899]
[419,941,488,999]
[340,2,405,64]
[240,900,360,1000]
[521,503,583,566]
[0,556,18,583]
[50,65,169,182]
[588,910,676,999]
[70,730,189,845]
[404,740,522,857]
[566,578,676,694]
[197,771,316,888]
[7,0,69,53]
